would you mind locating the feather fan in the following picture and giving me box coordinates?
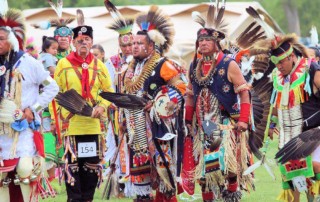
[99,92,147,109]
[275,127,320,164]
[55,89,93,117]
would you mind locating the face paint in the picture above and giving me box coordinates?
[73,35,93,58]
[77,39,84,45]
[56,35,71,51]
[132,35,151,60]
[137,39,143,53]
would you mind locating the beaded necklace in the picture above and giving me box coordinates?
[193,54,218,86]
[124,52,160,94]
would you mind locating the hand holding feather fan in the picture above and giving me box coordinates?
[55,89,93,117]
[99,92,147,109]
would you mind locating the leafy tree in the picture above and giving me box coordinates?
[257,0,320,36]
[9,0,46,9]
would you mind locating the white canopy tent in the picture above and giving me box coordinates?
[23,2,282,66]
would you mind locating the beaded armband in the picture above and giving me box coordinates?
[234,83,251,94]
[167,74,185,87]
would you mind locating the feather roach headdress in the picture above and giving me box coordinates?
[244,6,307,65]
[72,9,93,39]
[104,0,133,46]
[49,0,74,37]
[270,33,309,64]
[135,5,175,53]
[31,0,73,37]
[192,1,228,41]
[0,0,25,51]
[249,33,309,66]
[190,1,228,73]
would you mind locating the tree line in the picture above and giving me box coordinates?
[8,0,320,37]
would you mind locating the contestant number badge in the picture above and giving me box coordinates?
[78,142,96,157]
[292,176,307,192]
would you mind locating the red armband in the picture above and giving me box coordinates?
[185,106,194,122]
[238,103,250,123]
[227,182,238,192]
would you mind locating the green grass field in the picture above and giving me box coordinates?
[40,140,310,202]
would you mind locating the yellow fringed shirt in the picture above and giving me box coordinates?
[50,58,114,136]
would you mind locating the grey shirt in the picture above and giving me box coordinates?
[40,53,57,71]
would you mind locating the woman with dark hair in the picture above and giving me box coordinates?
[91,44,115,87]
[91,44,105,62]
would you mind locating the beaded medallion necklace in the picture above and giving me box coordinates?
[193,53,218,86]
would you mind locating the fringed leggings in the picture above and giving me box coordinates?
[200,179,215,202]
[199,175,238,202]
[64,135,101,202]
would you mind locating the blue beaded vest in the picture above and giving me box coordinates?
[190,54,240,118]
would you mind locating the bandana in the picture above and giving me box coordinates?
[66,52,94,99]
[197,28,225,41]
